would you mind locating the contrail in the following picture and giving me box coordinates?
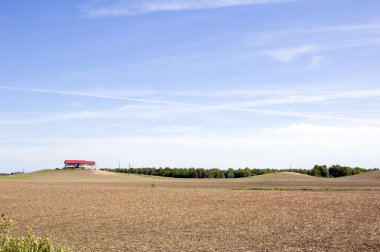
[0,86,200,107]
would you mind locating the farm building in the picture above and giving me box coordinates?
[64,160,96,170]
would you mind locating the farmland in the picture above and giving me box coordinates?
[1,170,380,251]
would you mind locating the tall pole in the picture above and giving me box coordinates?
[119,161,120,169]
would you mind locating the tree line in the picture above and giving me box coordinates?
[308,165,378,178]
[101,165,378,178]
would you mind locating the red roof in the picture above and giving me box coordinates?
[64,160,96,165]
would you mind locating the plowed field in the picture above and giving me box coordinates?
[1,170,379,251]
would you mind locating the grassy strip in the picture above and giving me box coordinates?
[232,187,380,192]
[241,178,327,182]
[129,173,180,180]
[0,174,33,180]
[0,169,89,180]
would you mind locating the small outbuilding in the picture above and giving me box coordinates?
[64,160,96,170]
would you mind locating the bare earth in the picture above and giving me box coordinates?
[1,170,379,251]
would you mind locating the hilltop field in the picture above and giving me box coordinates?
[1,170,379,251]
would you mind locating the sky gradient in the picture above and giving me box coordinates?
[1,0,380,172]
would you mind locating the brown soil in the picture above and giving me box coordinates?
[1,170,379,251]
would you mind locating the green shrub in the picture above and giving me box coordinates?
[0,215,70,252]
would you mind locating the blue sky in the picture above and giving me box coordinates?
[1,0,380,172]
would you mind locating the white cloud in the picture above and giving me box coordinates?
[1,124,379,172]
[263,45,320,63]
[308,55,327,70]
[80,0,298,17]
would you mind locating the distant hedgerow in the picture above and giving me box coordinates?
[101,166,378,179]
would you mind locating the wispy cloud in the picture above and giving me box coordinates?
[243,21,380,60]
[80,0,298,17]
[308,55,327,70]
[4,86,380,106]
[244,21,380,45]
[1,86,380,125]
[0,86,198,107]
[263,45,320,63]
[299,21,380,34]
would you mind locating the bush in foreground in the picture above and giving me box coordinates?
[0,215,70,252]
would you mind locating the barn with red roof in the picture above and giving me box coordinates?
[64,160,96,170]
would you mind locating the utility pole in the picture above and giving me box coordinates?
[119,161,120,169]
